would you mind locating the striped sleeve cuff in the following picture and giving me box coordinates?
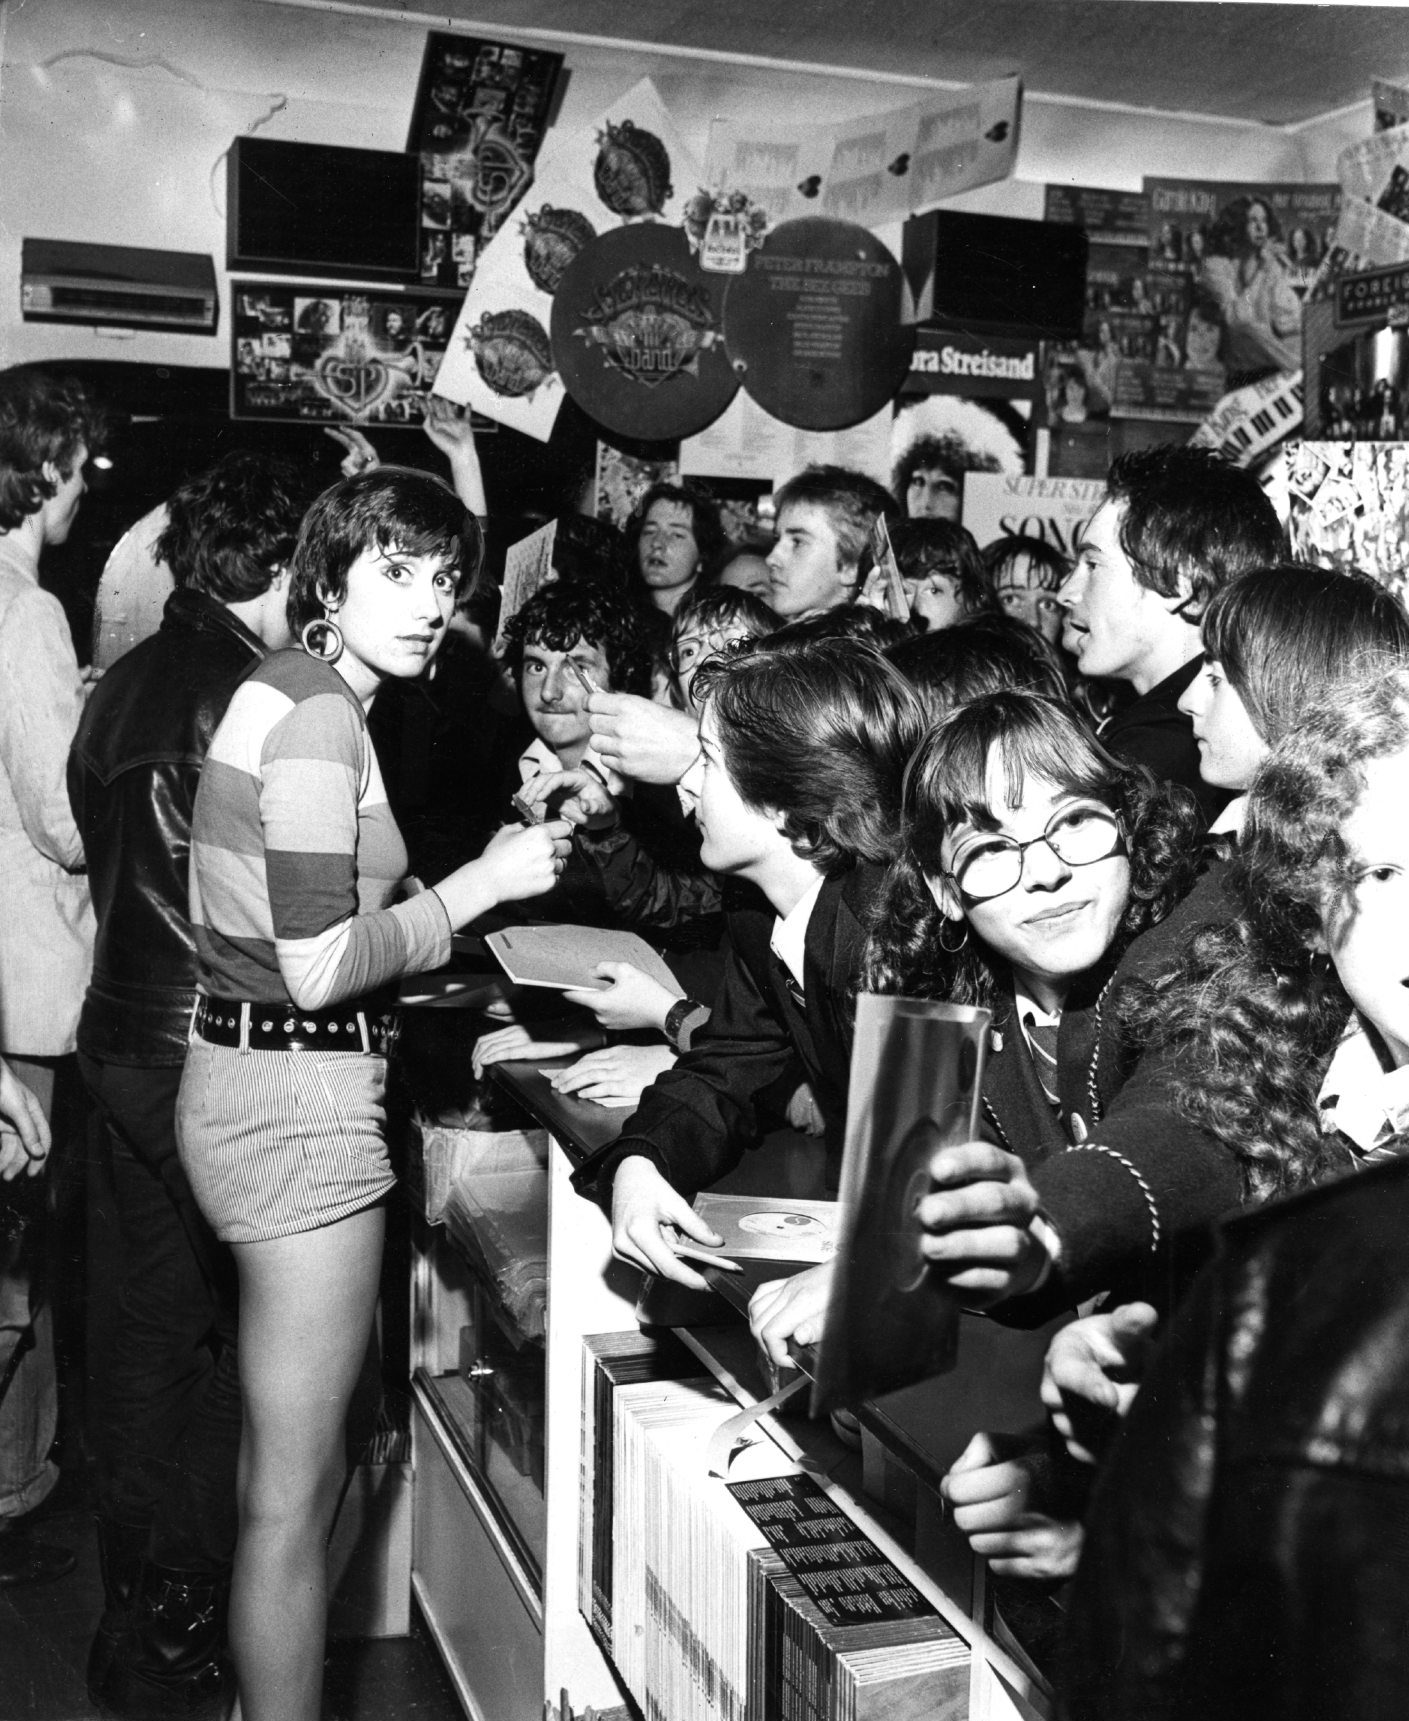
[391,887,454,979]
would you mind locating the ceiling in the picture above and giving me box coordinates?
[327,0,1409,130]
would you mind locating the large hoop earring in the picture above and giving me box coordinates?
[301,617,343,663]
[938,918,968,955]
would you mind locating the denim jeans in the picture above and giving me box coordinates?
[0,1056,58,1523]
[80,1055,240,1571]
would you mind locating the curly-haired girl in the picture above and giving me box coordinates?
[1129,661,1409,1197]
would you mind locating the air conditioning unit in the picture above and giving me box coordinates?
[20,239,219,335]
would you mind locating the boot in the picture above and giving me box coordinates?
[90,1561,231,1719]
[86,1519,148,1697]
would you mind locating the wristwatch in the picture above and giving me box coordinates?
[663,997,710,1055]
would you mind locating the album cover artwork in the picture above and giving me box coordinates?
[408,33,565,291]
[230,284,454,426]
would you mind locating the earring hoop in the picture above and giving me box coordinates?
[938,918,968,955]
[301,617,344,663]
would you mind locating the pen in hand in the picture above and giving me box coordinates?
[668,1237,743,1274]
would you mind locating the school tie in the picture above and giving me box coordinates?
[1023,1012,1061,1109]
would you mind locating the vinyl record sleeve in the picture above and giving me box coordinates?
[811,995,989,1414]
[690,1194,839,1265]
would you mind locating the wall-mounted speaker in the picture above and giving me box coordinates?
[227,136,423,284]
[902,211,1089,342]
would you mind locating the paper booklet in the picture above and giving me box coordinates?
[484,924,680,995]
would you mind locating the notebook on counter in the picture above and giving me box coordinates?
[485,924,680,995]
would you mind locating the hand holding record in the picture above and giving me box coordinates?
[916,1139,1045,1304]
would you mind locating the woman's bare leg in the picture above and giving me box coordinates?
[228,1205,384,1721]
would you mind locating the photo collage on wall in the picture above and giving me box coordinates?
[408,33,565,293]
[231,285,455,426]
[1045,177,1339,430]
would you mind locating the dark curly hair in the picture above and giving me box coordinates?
[891,433,1002,503]
[1120,663,1409,1202]
[502,577,653,697]
[156,451,310,603]
[0,367,106,531]
[864,690,1201,1009]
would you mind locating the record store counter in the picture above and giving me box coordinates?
[405,1050,1057,1721]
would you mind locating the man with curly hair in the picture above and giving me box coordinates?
[0,365,103,1589]
[504,578,653,783]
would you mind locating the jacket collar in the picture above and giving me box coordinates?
[162,587,267,656]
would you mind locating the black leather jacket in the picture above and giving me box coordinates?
[1063,1154,1409,1721]
[67,590,266,1063]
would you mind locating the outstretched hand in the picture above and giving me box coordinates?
[1040,1301,1159,1465]
[562,961,681,1032]
[324,426,379,478]
[941,1431,1086,1581]
[587,692,698,786]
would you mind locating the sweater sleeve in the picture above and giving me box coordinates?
[260,689,451,1008]
[1025,1040,1244,1318]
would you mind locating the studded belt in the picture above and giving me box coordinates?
[191,994,400,1055]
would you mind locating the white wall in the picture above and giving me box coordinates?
[0,0,1353,371]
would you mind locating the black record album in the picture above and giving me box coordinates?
[811,995,989,1415]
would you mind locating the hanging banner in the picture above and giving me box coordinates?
[703,76,1020,230]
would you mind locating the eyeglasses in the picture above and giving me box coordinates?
[944,801,1125,903]
[668,629,750,678]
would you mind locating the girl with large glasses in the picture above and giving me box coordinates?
[752,689,1254,1364]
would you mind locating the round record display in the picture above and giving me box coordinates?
[549,223,738,441]
[723,217,914,431]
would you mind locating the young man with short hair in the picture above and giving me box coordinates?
[1058,445,1284,821]
[574,637,925,1288]
[765,463,896,621]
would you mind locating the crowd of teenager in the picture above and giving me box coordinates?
[4,358,1409,1720]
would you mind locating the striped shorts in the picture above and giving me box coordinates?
[176,1034,395,1243]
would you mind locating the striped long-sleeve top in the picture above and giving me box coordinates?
[189,649,451,1009]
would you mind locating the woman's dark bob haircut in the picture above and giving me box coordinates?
[287,466,481,634]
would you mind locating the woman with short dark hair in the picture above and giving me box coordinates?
[176,467,570,1721]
